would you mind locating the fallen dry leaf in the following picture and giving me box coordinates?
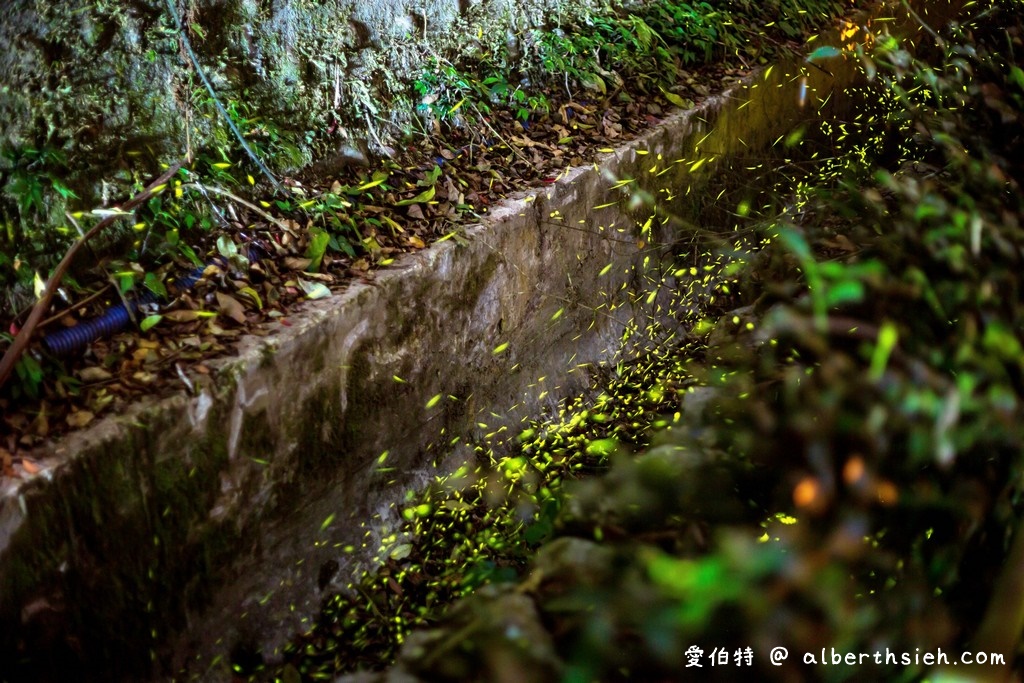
[285,257,313,271]
[66,410,95,429]
[164,309,203,323]
[216,291,248,325]
[78,366,113,383]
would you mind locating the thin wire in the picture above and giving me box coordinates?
[162,0,284,194]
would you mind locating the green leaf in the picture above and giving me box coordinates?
[237,286,263,310]
[824,279,864,308]
[869,320,899,381]
[660,87,691,109]
[297,279,331,300]
[585,438,619,458]
[178,243,203,268]
[425,165,443,184]
[15,354,43,398]
[118,273,135,294]
[983,322,1024,363]
[395,185,436,206]
[140,314,162,332]
[579,72,607,95]
[305,227,331,272]
[784,126,806,148]
[775,226,812,260]
[143,272,167,298]
[524,517,553,545]
[50,178,79,200]
[806,45,843,63]
[1010,66,1024,91]
[16,354,42,384]
[216,235,238,260]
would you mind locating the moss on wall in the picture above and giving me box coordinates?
[0,0,606,263]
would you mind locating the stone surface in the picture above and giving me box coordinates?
[0,0,604,220]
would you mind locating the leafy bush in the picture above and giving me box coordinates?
[369,2,1024,681]
[0,145,79,296]
[526,2,1024,680]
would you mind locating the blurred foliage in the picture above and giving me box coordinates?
[332,1,1024,682]
[511,2,1024,681]
[236,3,1024,681]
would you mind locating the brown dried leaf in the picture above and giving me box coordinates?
[66,410,95,429]
[164,309,203,323]
[132,347,158,364]
[284,257,313,271]
[78,366,113,383]
[216,291,248,325]
[32,410,49,437]
[301,271,335,283]
[822,234,858,253]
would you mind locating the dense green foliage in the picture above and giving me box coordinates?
[435,2,1024,681]
[256,1,1024,680]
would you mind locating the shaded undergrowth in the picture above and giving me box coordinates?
[238,0,1024,680]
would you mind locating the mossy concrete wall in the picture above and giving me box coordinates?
[0,0,605,228]
[0,45,871,679]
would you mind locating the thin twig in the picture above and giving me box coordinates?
[65,210,102,263]
[469,101,530,164]
[363,111,394,159]
[38,284,115,329]
[182,179,232,229]
[0,161,183,390]
[108,273,139,327]
[178,182,298,237]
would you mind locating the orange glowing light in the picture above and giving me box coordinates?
[876,480,899,506]
[793,477,821,509]
[843,456,865,484]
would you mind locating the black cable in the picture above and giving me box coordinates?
[162,0,284,194]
